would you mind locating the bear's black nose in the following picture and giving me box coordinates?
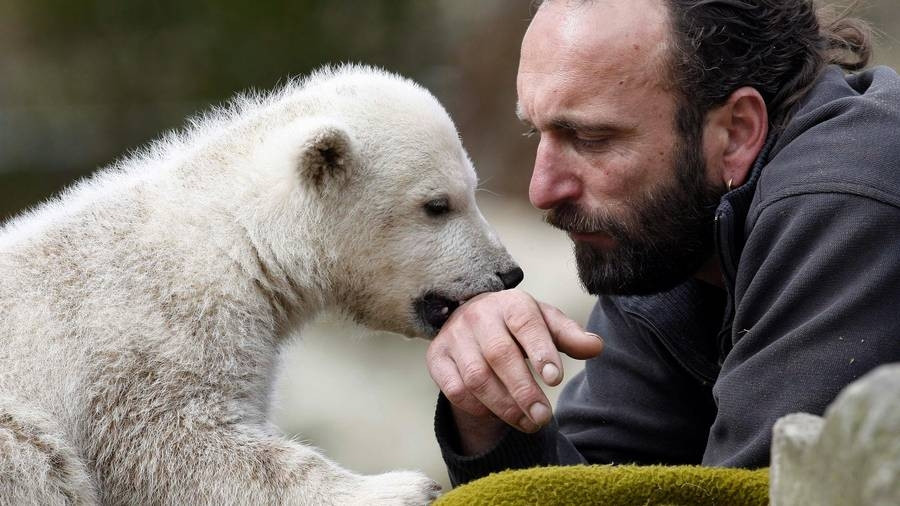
[497,267,524,289]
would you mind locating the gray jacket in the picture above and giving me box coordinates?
[435,65,900,486]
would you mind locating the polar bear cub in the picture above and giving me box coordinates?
[0,65,522,505]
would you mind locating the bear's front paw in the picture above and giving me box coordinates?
[345,470,442,506]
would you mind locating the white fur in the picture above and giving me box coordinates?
[0,65,517,505]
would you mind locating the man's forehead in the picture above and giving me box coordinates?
[520,0,671,78]
[517,0,673,122]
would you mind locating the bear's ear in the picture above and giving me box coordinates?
[296,122,356,190]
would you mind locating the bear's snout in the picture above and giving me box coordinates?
[497,266,524,290]
[413,264,523,337]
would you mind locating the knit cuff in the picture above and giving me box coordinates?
[433,393,559,487]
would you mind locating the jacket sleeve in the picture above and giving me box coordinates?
[433,392,581,487]
[704,192,900,466]
[434,289,720,486]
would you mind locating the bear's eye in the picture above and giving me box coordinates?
[423,197,451,217]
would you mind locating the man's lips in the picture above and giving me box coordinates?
[568,231,618,249]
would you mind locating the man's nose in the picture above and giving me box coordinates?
[528,136,582,210]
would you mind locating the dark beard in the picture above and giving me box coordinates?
[544,129,723,296]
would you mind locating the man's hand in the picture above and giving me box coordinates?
[426,289,604,455]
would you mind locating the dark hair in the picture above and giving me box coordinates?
[666,0,873,131]
[532,0,873,130]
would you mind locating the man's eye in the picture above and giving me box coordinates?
[522,127,539,138]
[573,136,611,151]
[423,198,450,217]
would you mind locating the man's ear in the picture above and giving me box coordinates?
[702,87,768,190]
[296,121,356,190]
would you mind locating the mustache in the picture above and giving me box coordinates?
[543,202,631,238]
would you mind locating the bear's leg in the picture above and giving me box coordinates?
[0,401,97,506]
[93,425,440,505]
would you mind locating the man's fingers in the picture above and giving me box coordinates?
[500,292,565,388]
[474,325,553,427]
[426,348,491,418]
[425,290,593,435]
[538,301,604,360]
[452,333,542,432]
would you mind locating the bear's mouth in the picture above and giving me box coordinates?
[414,292,467,336]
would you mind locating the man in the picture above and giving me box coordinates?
[426,0,900,486]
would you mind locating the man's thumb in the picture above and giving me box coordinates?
[538,301,604,359]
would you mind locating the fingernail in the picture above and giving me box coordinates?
[529,403,551,425]
[518,416,538,432]
[541,363,561,384]
[586,332,603,342]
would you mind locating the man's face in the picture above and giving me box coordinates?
[517,0,722,295]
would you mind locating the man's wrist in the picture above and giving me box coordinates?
[450,406,509,456]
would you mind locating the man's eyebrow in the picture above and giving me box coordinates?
[515,102,630,134]
[543,117,628,136]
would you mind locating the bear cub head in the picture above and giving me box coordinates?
[251,66,522,338]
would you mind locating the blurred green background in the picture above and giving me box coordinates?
[0,0,539,219]
[2,0,899,218]
[2,0,898,488]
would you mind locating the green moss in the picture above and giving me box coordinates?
[436,465,769,506]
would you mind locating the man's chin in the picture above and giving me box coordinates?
[579,268,691,296]
[573,242,701,296]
